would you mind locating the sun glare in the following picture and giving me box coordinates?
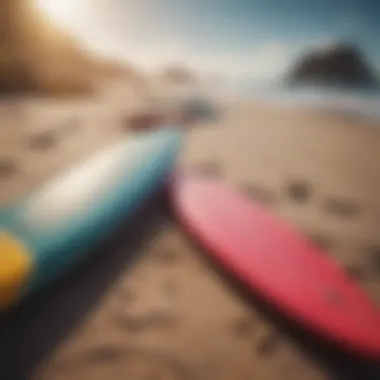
[35,0,76,27]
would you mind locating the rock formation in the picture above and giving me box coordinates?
[287,42,379,88]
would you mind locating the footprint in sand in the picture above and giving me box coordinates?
[286,180,313,203]
[113,310,179,333]
[0,157,18,179]
[154,248,181,265]
[344,264,366,281]
[241,183,276,205]
[231,317,256,338]
[256,333,281,356]
[306,232,333,251]
[117,287,137,304]
[62,117,80,135]
[323,196,361,219]
[28,130,58,150]
[162,279,180,298]
[124,112,165,132]
[38,345,192,380]
[367,245,380,277]
[195,161,223,177]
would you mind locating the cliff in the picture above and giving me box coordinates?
[0,0,141,96]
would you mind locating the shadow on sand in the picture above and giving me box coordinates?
[0,196,169,380]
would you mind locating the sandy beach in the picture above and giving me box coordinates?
[1,89,380,379]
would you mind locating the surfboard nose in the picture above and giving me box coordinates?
[0,232,33,310]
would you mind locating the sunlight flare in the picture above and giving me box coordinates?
[35,0,77,27]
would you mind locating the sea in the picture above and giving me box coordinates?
[224,80,380,124]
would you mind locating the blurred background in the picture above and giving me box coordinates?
[1,1,380,380]
[1,0,380,107]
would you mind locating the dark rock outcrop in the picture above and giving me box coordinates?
[287,42,379,88]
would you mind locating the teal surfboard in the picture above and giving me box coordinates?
[0,128,182,310]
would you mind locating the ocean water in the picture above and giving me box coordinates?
[232,81,380,123]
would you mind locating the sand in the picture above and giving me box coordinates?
[0,89,380,380]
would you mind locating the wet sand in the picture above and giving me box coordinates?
[1,92,380,379]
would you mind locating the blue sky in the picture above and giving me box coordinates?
[40,0,380,78]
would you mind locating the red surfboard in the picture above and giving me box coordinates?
[170,174,380,359]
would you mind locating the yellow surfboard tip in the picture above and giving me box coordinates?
[0,232,32,310]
